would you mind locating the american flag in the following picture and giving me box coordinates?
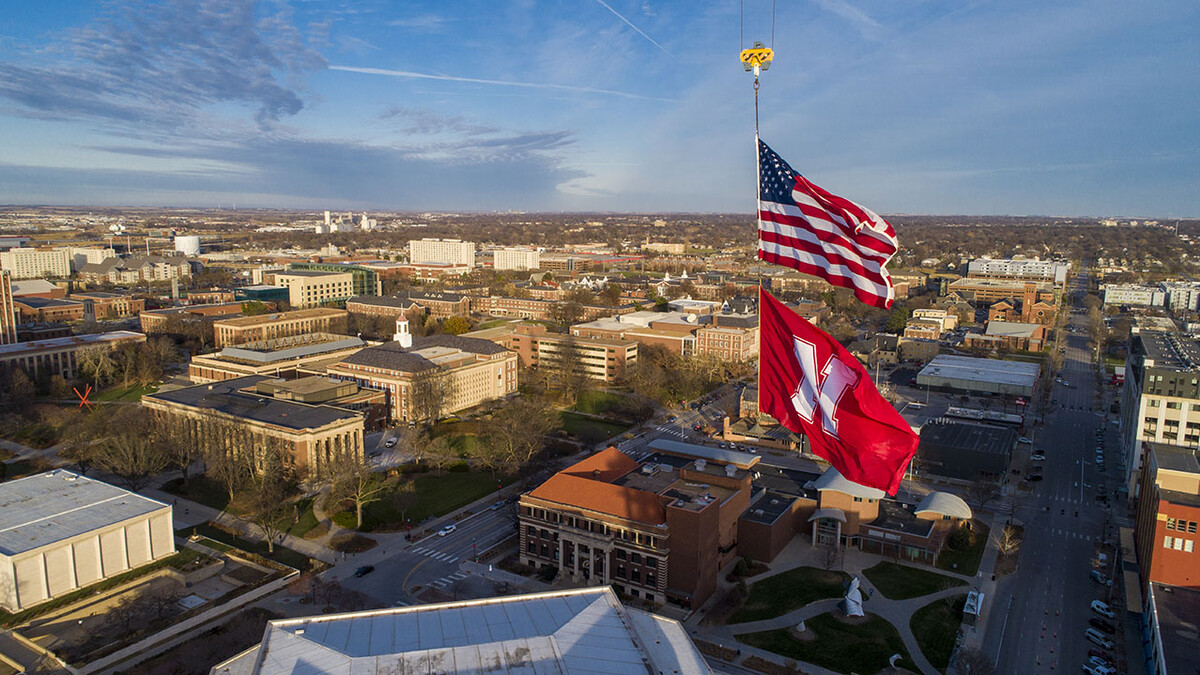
[757,140,899,309]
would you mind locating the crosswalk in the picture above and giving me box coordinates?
[429,570,469,589]
[411,546,459,563]
[655,426,688,440]
[1047,528,1093,541]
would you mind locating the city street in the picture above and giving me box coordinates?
[987,269,1133,673]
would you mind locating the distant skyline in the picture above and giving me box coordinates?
[0,1,1197,217]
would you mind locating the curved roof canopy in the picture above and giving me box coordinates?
[812,467,886,501]
[807,508,847,523]
[915,491,973,520]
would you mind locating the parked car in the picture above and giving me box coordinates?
[353,565,375,578]
[438,524,457,537]
[1082,664,1112,675]
[1089,570,1112,586]
[1028,474,1044,482]
[1085,628,1114,649]
[1089,618,1116,634]
[1088,654,1114,670]
[1031,454,1046,461]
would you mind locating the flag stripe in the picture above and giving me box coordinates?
[794,175,897,242]
[757,227,890,284]
[759,205,894,264]
[791,187,898,254]
[758,247,894,308]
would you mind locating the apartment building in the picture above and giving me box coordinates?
[964,321,1047,351]
[67,247,116,271]
[570,319,696,357]
[0,248,71,280]
[268,270,354,308]
[396,291,472,318]
[947,278,1055,306]
[408,238,475,267]
[1120,330,1200,501]
[1162,282,1200,313]
[142,376,367,474]
[77,255,191,283]
[212,308,348,348]
[1103,283,1166,308]
[0,272,17,345]
[911,308,958,331]
[903,320,943,341]
[1135,442,1200,590]
[483,322,636,383]
[967,257,1070,286]
[696,318,759,362]
[325,329,517,424]
[494,247,540,271]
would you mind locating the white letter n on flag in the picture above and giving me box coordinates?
[790,337,861,438]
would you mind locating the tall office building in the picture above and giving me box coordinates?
[408,238,475,267]
[0,271,16,345]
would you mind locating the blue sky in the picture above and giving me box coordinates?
[0,0,1197,216]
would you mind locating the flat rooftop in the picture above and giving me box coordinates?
[743,491,798,525]
[213,334,366,365]
[646,438,760,470]
[1148,583,1200,675]
[213,307,346,327]
[919,421,1017,456]
[1147,442,1200,475]
[273,270,350,278]
[1139,332,1200,371]
[917,354,1041,387]
[0,471,168,557]
[870,500,935,537]
[0,331,144,357]
[144,376,361,431]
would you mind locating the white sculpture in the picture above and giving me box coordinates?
[844,577,865,617]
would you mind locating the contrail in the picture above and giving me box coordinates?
[329,65,676,102]
[592,0,674,58]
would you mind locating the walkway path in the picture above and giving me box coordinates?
[686,522,1003,675]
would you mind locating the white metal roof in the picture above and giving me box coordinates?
[0,471,169,557]
[646,439,760,470]
[915,492,973,520]
[811,467,887,500]
[917,354,1041,387]
[217,587,709,675]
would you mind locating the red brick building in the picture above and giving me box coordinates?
[1136,443,1200,590]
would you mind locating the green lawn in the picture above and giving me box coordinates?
[558,412,628,443]
[738,613,916,675]
[862,561,967,600]
[477,319,516,330]
[572,391,623,415]
[286,498,320,538]
[162,475,232,512]
[95,382,159,402]
[911,595,967,672]
[1,458,49,482]
[332,470,515,532]
[729,566,849,624]
[936,522,990,576]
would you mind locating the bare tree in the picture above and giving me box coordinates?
[77,344,116,385]
[997,524,1023,557]
[954,646,995,675]
[410,368,455,430]
[91,407,170,491]
[819,544,842,571]
[391,480,419,527]
[477,397,558,475]
[243,447,295,554]
[330,458,388,530]
[966,476,1001,509]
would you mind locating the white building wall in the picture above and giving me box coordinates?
[1103,284,1165,307]
[409,238,476,267]
[494,248,540,271]
[0,507,175,611]
[0,248,71,279]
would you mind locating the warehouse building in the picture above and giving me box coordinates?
[916,420,1017,482]
[0,470,175,611]
[916,354,1040,398]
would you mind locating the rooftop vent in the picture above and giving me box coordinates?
[694,459,707,472]
[724,464,737,478]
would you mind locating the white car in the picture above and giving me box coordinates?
[384,437,398,448]
[1090,600,1115,618]
[1031,454,1046,461]
[437,524,457,537]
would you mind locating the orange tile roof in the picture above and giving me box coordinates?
[562,447,639,483]
[529,473,667,525]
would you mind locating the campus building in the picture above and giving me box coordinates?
[72,291,145,319]
[267,270,355,308]
[966,257,1070,286]
[325,324,518,424]
[483,322,637,383]
[408,238,475,267]
[287,262,382,298]
[947,278,1056,306]
[212,308,349,348]
[916,354,1041,398]
[210,587,710,675]
[142,376,368,473]
[0,331,146,380]
[0,470,174,612]
[1103,283,1165,308]
[188,333,368,383]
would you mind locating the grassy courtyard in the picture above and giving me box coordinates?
[911,595,967,672]
[331,470,515,532]
[571,390,624,415]
[728,566,849,624]
[739,613,916,674]
[558,411,628,443]
[936,522,990,576]
[862,561,967,600]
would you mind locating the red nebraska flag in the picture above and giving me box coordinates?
[759,288,918,494]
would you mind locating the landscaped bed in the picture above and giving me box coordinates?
[862,561,967,600]
[331,470,515,532]
[936,522,990,576]
[728,566,849,624]
[738,612,916,674]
